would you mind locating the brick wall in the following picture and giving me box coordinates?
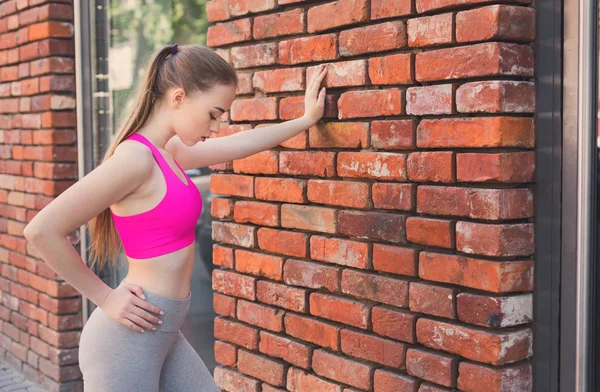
[207,0,535,391]
[0,0,82,390]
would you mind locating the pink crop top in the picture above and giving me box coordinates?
[111,133,203,259]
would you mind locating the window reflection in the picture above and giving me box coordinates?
[94,0,217,373]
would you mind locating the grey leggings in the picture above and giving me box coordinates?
[78,288,220,392]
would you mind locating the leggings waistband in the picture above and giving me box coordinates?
[141,289,191,332]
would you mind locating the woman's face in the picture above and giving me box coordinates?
[173,83,237,145]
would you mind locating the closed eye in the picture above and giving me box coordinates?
[210,114,217,120]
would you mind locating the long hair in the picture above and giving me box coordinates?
[86,44,238,271]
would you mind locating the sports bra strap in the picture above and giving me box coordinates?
[126,133,178,183]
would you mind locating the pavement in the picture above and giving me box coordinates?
[0,363,44,392]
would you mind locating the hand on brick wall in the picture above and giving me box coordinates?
[302,64,327,124]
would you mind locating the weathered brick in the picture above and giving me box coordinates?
[212,269,256,300]
[456,81,535,113]
[255,177,306,203]
[253,68,304,93]
[419,252,533,293]
[257,228,307,257]
[213,293,236,317]
[234,200,280,227]
[310,235,369,268]
[406,348,458,387]
[307,179,370,208]
[408,13,453,47]
[457,293,533,328]
[231,97,278,121]
[229,0,276,17]
[374,369,420,392]
[456,152,535,183]
[338,151,406,180]
[416,0,532,14]
[307,0,368,33]
[283,259,340,292]
[338,210,406,243]
[235,249,284,281]
[259,331,311,369]
[212,221,256,248]
[210,174,254,197]
[456,221,534,256]
[313,349,373,390]
[371,119,414,150]
[456,5,535,43]
[237,349,286,386]
[457,361,532,392]
[284,313,340,350]
[307,61,367,89]
[338,88,403,118]
[416,43,533,81]
[342,269,409,307]
[214,317,259,350]
[214,366,260,392]
[231,43,277,69]
[341,329,406,367]
[215,341,237,367]
[371,0,412,19]
[339,21,407,56]
[281,204,337,233]
[407,151,454,183]
[279,34,337,65]
[213,244,234,268]
[257,281,308,312]
[207,18,252,47]
[373,244,417,276]
[409,282,457,319]
[406,217,454,248]
[280,151,336,177]
[369,53,413,85]
[310,293,370,329]
[253,8,304,39]
[287,367,343,392]
[372,306,416,343]
[206,0,229,22]
[406,84,454,115]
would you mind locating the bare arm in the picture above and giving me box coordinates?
[168,64,328,170]
[23,141,154,308]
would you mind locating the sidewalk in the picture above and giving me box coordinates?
[0,363,44,392]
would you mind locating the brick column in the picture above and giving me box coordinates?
[208,0,536,391]
[0,0,83,390]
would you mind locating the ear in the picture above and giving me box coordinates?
[170,88,186,109]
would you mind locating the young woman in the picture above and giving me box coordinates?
[23,44,328,391]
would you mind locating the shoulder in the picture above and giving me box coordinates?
[112,138,155,177]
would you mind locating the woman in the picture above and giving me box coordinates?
[23,44,328,391]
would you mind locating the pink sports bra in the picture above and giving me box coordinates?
[111,133,203,259]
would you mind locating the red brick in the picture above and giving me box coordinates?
[214,341,237,367]
[310,293,370,329]
[408,13,453,47]
[338,151,406,180]
[406,84,454,115]
[307,61,366,89]
[287,367,344,392]
[374,369,420,392]
[338,210,406,243]
[259,331,311,369]
[215,317,260,350]
[342,269,409,307]
[231,43,277,69]
[310,235,369,269]
[284,313,340,350]
[418,117,534,148]
[407,151,454,182]
[212,269,256,300]
[213,293,236,317]
[235,249,284,281]
[456,5,535,43]
[231,97,277,121]
[368,53,413,85]
[207,18,252,47]
[233,200,279,227]
[417,318,532,365]
[280,151,336,177]
[406,217,453,248]
[456,81,535,113]
[409,282,457,319]
[308,122,368,149]
[420,252,533,293]
[255,177,306,203]
[417,186,534,220]
[338,88,403,118]
[372,306,416,343]
[253,68,304,93]
[456,221,534,256]
[279,34,337,65]
[214,367,260,392]
[257,228,307,258]
[233,150,279,175]
[281,204,337,233]
[253,8,304,39]
[28,21,72,41]
[372,183,416,210]
[307,179,369,208]
[283,259,340,292]
[257,280,308,312]
[210,173,254,197]
[416,0,532,13]
[406,348,458,387]
[371,119,414,150]
[237,349,286,386]
[212,221,256,248]
[419,383,453,392]
[371,0,411,19]
[373,244,417,276]
[457,292,533,328]
[206,0,229,22]
[280,94,340,120]
[308,0,368,33]
[416,43,533,82]
[211,197,233,219]
[213,244,234,268]
[229,0,276,17]
[313,349,373,390]
[342,329,406,367]
[457,361,532,392]
[456,152,535,183]
[339,21,407,56]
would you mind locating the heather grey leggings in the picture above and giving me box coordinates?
[78,288,219,392]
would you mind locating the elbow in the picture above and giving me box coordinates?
[23,223,45,243]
